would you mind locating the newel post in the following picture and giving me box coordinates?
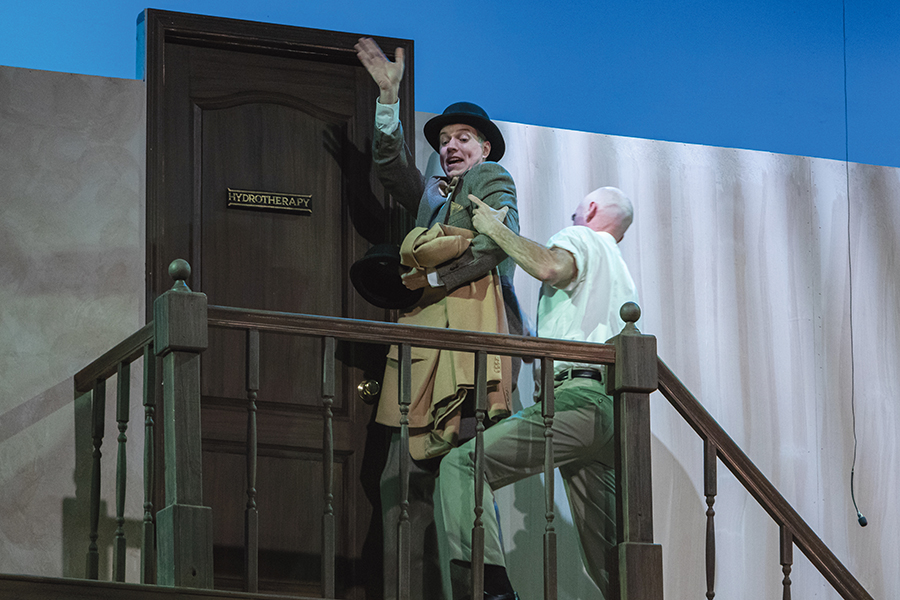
[607,302,663,600]
[154,259,213,589]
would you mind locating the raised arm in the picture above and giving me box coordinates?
[356,37,424,214]
[469,195,577,289]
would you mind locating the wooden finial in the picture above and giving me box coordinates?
[620,301,641,333]
[168,259,192,291]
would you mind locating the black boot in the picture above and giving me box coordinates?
[449,560,518,600]
[483,592,518,600]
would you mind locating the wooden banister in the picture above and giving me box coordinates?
[471,350,489,600]
[320,336,336,599]
[243,329,260,593]
[207,304,617,364]
[113,361,130,582]
[540,356,559,600]
[656,358,872,600]
[397,343,412,600]
[140,345,157,585]
[74,271,870,600]
[74,323,153,394]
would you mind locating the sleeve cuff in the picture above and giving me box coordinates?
[375,98,400,134]
[427,269,444,287]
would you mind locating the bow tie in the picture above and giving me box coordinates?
[437,176,461,198]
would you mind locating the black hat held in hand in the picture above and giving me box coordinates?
[350,243,423,310]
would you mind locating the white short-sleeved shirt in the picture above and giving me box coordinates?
[537,226,639,372]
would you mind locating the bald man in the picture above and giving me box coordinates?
[439,187,639,600]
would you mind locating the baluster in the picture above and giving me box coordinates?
[397,343,412,600]
[704,438,717,599]
[780,526,793,600]
[86,378,106,579]
[471,350,488,599]
[321,336,336,599]
[541,356,557,600]
[141,344,157,584]
[245,329,260,592]
[114,361,131,581]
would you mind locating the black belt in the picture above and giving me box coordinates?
[554,368,603,383]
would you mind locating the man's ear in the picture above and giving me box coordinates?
[584,201,598,221]
[482,140,491,160]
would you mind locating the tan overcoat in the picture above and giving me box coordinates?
[376,223,512,459]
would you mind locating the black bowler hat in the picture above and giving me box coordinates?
[423,102,505,162]
[350,243,423,310]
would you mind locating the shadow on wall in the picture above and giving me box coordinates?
[0,380,73,445]
[0,377,142,579]
[61,493,143,580]
[62,387,143,579]
[63,388,97,578]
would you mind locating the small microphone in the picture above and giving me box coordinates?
[851,468,867,527]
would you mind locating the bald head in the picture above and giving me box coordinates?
[572,187,633,242]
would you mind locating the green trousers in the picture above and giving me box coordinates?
[439,376,616,597]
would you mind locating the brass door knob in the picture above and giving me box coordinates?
[357,380,381,404]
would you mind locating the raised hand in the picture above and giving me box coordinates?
[355,37,405,104]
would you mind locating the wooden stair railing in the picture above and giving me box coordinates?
[70,258,870,599]
[73,322,155,584]
[74,258,214,589]
[657,359,873,600]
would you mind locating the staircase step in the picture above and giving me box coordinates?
[0,573,329,600]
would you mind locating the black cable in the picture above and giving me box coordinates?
[843,0,866,528]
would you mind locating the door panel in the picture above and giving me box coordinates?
[197,92,345,404]
[203,445,353,596]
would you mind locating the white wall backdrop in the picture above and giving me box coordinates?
[0,64,894,599]
[0,65,146,580]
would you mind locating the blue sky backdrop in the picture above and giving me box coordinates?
[1,1,897,168]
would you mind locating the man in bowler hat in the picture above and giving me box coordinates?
[356,37,524,600]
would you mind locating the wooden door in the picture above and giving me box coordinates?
[141,10,414,598]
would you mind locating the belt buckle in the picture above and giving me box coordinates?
[554,367,572,382]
